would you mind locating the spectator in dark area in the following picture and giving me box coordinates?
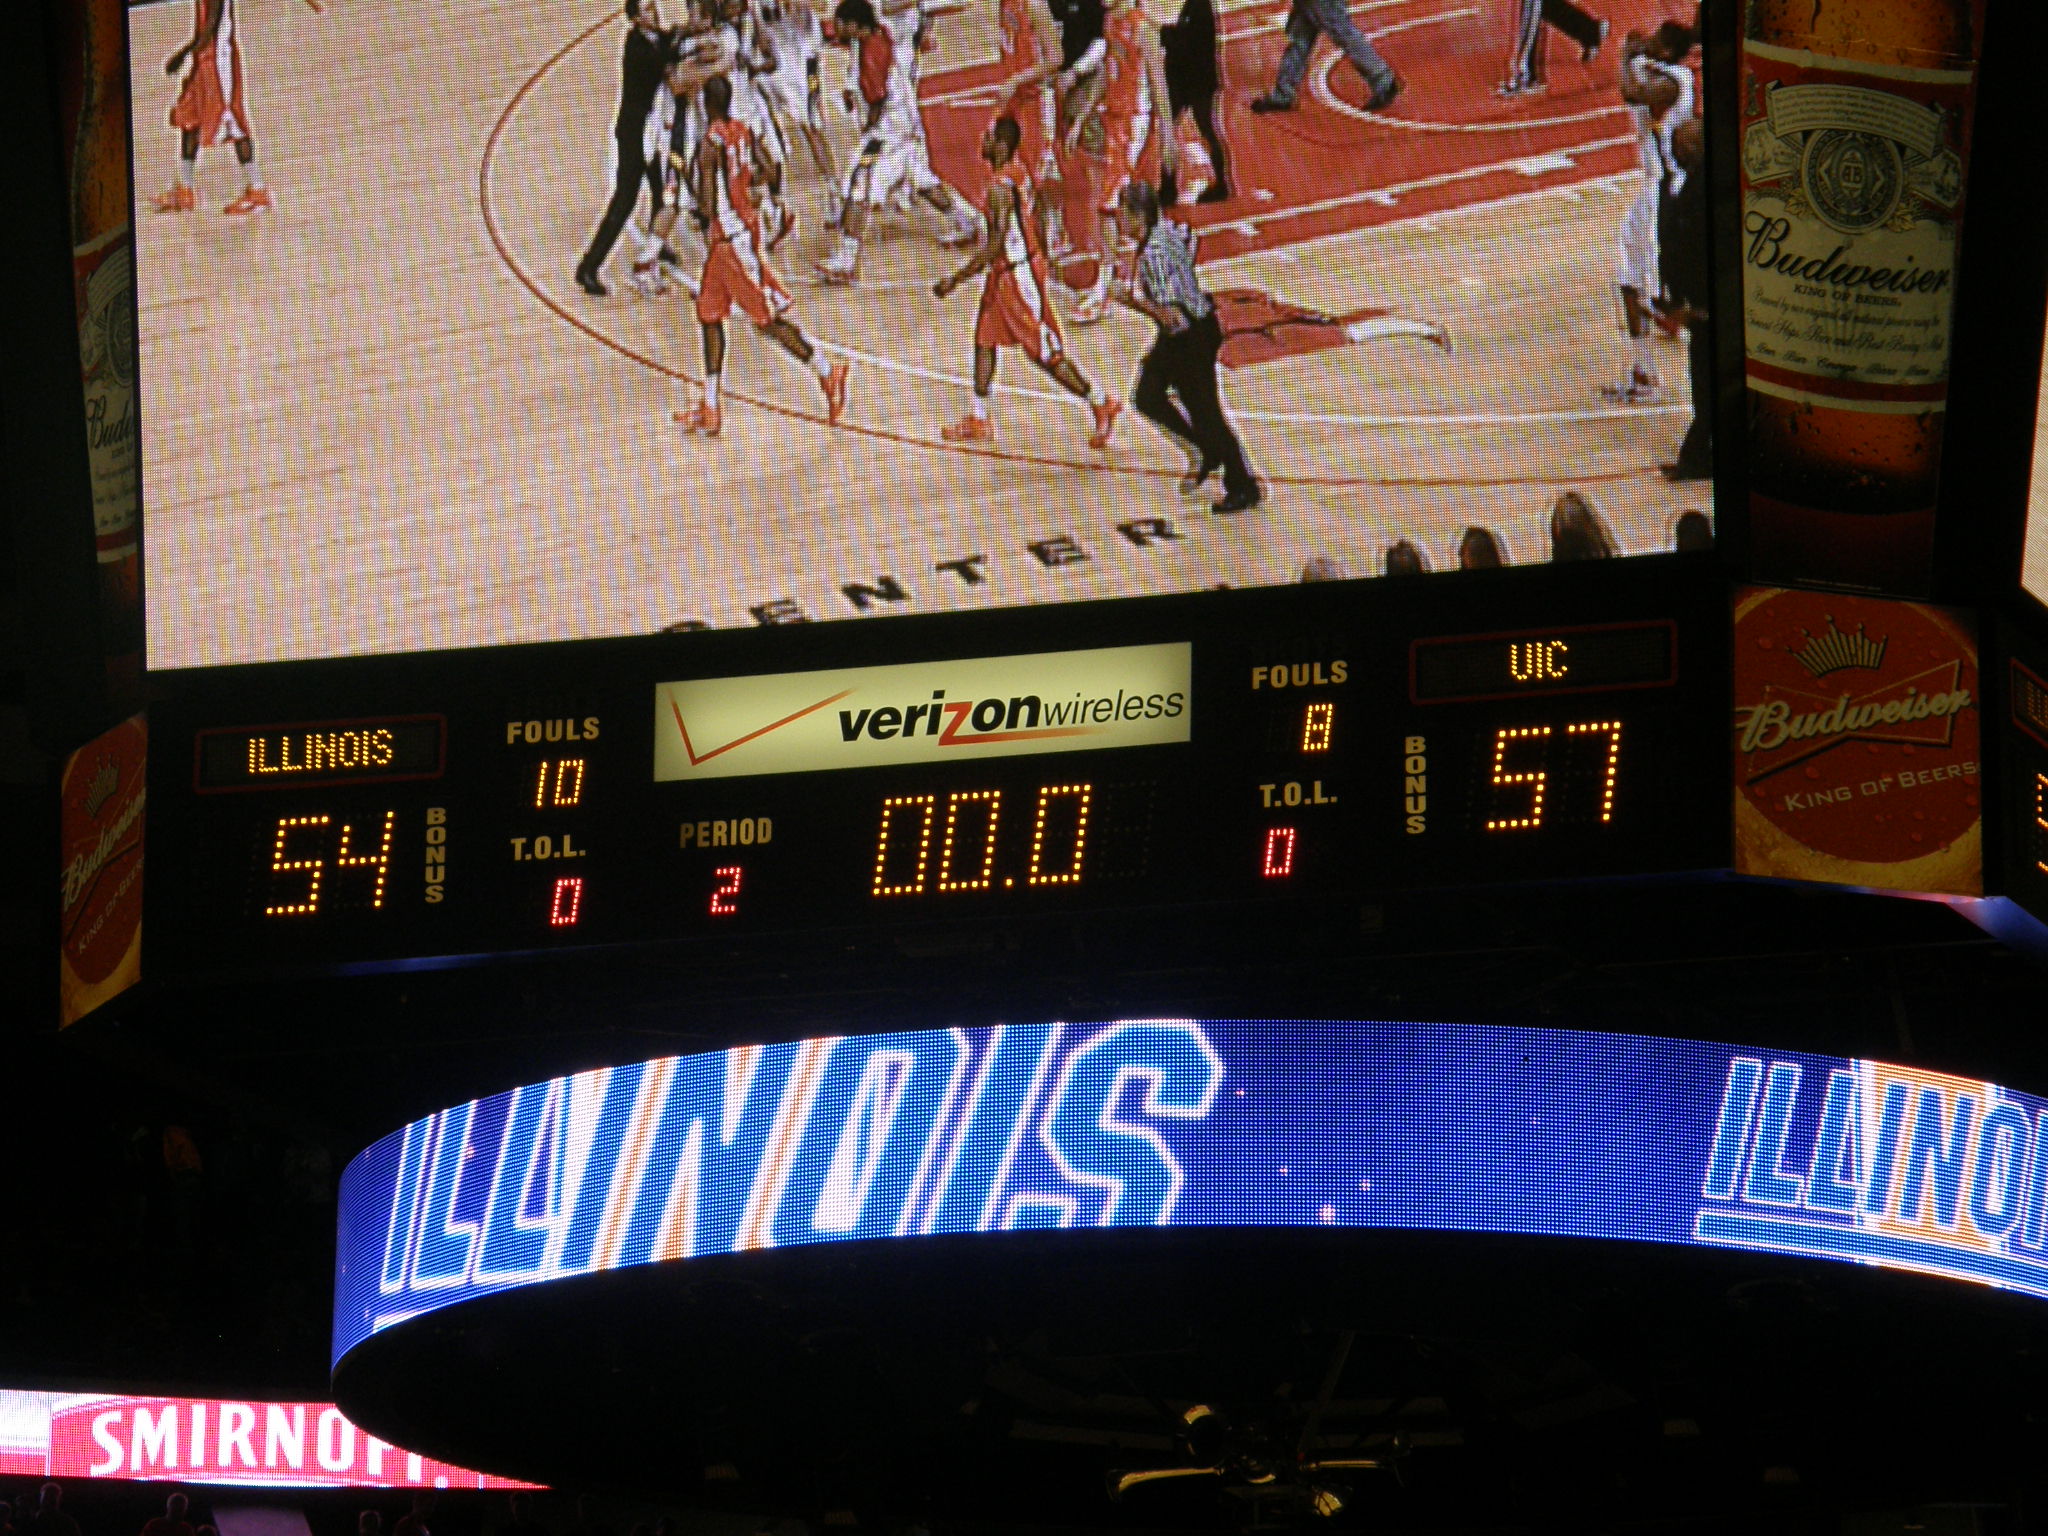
[1657,115,1711,482]
[1299,556,1349,581]
[1673,508,1713,551]
[504,1496,548,1536]
[163,1124,205,1259]
[32,1484,81,1536]
[1458,527,1504,569]
[1549,491,1619,560]
[2,1500,14,1536]
[394,1492,434,1536]
[142,1492,194,1536]
[360,1512,386,1536]
[1384,539,1429,575]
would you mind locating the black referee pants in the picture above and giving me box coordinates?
[1162,8,1228,197]
[580,129,664,278]
[1540,0,1603,52]
[1672,315,1713,477]
[1133,311,1255,499]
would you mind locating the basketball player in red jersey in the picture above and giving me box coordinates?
[150,0,270,215]
[676,74,850,436]
[1066,0,1173,322]
[995,0,1062,183]
[931,117,1120,449]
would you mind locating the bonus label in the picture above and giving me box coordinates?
[1732,586,1980,894]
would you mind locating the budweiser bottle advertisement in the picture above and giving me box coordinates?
[57,0,144,677]
[1740,0,1981,594]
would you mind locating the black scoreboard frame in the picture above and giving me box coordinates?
[142,558,1734,985]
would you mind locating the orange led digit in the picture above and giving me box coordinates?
[1565,720,1624,823]
[1300,702,1335,753]
[332,810,398,909]
[937,790,1002,892]
[2036,773,2048,875]
[1026,783,1093,886]
[1485,726,1551,832]
[533,759,587,808]
[872,795,937,897]
[265,815,332,915]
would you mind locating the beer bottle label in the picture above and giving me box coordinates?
[73,221,139,564]
[1740,41,1974,414]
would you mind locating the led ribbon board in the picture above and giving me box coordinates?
[333,1022,2048,1368]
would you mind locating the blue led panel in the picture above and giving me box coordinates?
[333,1022,2048,1368]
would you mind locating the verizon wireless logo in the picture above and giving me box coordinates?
[653,644,1191,781]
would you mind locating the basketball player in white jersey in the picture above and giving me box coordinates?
[756,0,843,219]
[714,0,801,248]
[1605,21,1692,404]
[627,16,727,296]
[879,0,929,85]
[817,0,980,283]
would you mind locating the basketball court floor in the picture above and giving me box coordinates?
[130,0,1710,668]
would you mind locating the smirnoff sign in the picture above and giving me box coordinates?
[0,1390,533,1489]
[1731,588,1981,895]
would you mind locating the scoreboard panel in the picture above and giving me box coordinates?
[144,563,1732,981]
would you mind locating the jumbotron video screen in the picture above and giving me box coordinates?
[2025,308,2048,607]
[127,0,1717,668]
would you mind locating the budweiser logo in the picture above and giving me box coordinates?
[61,784,144,916]
[1735,663,1970,772]
[1732,587,1980,893]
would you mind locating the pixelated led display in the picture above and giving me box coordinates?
[2024,312,2048,609]
[148,576,1726,979]
[128,0,1720,671]
[0,1389,532,1488]
[333,1020,2048,1369]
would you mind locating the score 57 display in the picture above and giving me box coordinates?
[146,567,1730,979]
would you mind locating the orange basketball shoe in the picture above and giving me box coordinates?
[674,402,724,437]
[942,413,994,443]
[223,187,274,216]
[820,362,850,427]
[151,184,195,213]
[1088,397,1122,450]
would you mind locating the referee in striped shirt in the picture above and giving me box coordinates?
[1113,182,1259,512]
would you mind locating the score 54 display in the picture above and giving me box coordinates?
[146,566,1729,978]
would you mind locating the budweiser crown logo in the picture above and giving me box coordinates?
[1732,588,1980,896]
[1789,617,1885,678]
[84,753,119,818]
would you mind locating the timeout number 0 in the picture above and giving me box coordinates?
[872,784,1094,898]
